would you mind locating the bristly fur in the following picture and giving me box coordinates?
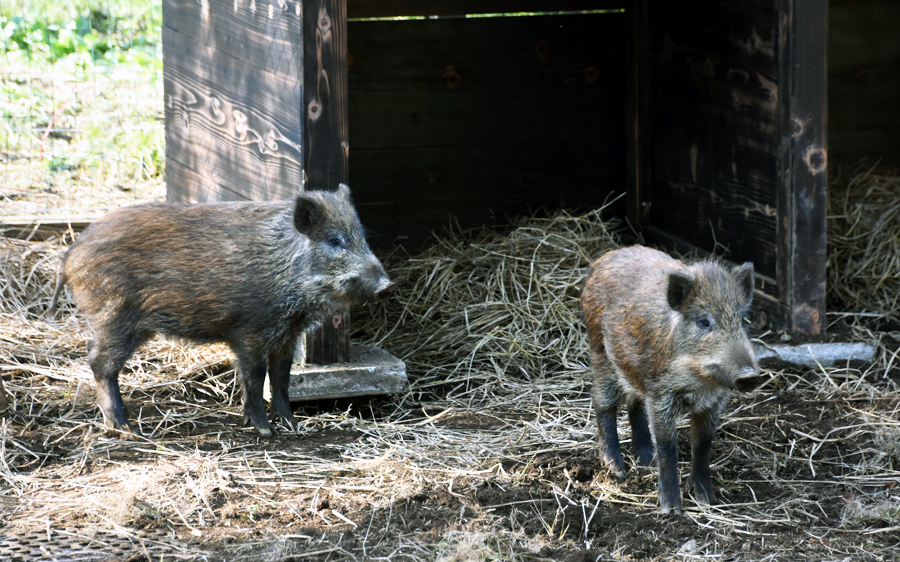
[581,245,758,514]
[55,186,393,437]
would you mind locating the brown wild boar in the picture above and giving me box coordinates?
[581,245,759,514]
[50,185,394,437]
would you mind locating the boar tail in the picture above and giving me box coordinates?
[48,267,67,315]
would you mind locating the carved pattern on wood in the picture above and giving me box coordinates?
[163,0,305,204]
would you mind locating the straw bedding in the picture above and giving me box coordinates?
[0,174,897,560]
[827,163,900,329]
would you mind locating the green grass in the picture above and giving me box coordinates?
[2,0,161,64]
[1,0,165,216]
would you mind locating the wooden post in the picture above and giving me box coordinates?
[625,0,650,226]
[776,0,828,334]
[635,0,828,334]
[303,0,351,364]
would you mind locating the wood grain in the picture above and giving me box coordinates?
[164,27,304,203]
[163,0,304,82]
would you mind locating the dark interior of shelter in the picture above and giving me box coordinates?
[346,6,627,249]
[341,0,898,334]
[162,0,900,335]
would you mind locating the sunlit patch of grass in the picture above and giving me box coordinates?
[1,0,164,217]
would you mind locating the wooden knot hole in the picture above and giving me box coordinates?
[442,66,462,89]
[308,100,322,119]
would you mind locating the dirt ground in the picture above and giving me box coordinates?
[1,358,899,561]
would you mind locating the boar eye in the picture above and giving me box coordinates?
[696,315,715,331]
[327,236,345,250]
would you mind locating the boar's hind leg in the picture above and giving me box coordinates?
[626,397,655,467]
[647,396,682,514]
[268,339,299,431]
[688,408,721,505]
[234,346,277,437]
[591,351,626,479]
[87,326,145,434]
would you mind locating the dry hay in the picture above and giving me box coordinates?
[827,162,900,329]
[0,199,897,560]
[355,200,625,403]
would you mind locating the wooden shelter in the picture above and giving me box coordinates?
[162,0,894,350]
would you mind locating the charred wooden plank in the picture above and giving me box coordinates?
[303,0,351,363]
[643,0,781,285]
[778,0,828,333]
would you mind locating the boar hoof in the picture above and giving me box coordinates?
[659,502,683,516]
[687,474,717,505]
[243,415,277,437]
[690,486,717,506]
[108,422,141,439]
[659,501,681,515]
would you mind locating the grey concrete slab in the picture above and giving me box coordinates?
[265,344,407,402]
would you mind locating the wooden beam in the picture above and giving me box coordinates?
[776,0,829,334]
[0,218,91,240]
[347,0,626,19]
[303,0,351,364]
[625,0,649,225]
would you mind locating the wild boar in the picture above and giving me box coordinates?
[581,245,759,514]
[50,185,393,437]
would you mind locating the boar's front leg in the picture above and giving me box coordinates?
[647,393,681,514]
[234,345,277,437]
[688,405,723,506]
[591,349,626,479]
[268,339,299,431]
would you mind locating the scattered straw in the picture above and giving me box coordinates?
[355,201,625,404]
[0,194,897,560]
[827,163,900,328]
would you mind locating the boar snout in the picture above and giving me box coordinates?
[373,278,396,302]
[734,365,765,392]
[704,360,759,391]
[346,261,394,304]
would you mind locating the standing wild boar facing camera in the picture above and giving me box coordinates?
[581,245,760,514]
[50,185,394,437]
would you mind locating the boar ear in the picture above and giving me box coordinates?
[293,194,323,234]
[733,262,755,305]
[667,271,695,311]
[337,183,351,201]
